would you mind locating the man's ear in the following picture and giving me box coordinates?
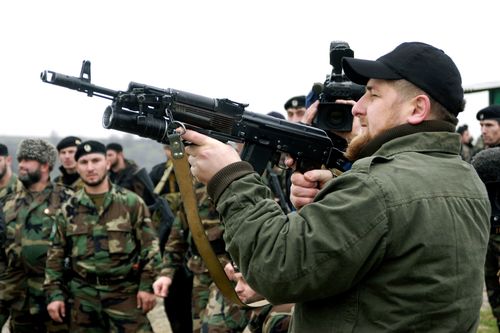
[407,94,431,125]
[40,162,50,174]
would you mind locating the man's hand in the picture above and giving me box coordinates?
[302,100,319,125]
[153,276,172,297]
[47,300,65,323]
[137,291,156,313]
[182,130,241,184]
[290,169,334,210]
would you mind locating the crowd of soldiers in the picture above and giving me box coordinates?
[1,61,500,332]
[0,95,308,333]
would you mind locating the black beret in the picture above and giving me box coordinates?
[56,136,82,151]
[267,111,285,120]
[476,105,500,121]
[105,142,123,153]
[284,95,306,110]
[75,140,106,161]
[0,143,8,156]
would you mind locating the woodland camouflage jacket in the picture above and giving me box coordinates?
[44,183,161,302]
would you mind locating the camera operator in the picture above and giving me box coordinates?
[181,42,490,332]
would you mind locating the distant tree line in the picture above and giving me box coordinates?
[0,133,166,178]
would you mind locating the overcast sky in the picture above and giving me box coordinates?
[1,0,499,142]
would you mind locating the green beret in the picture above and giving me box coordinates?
[75,140,106,161]
[476,105,500,121]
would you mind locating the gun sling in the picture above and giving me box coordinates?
[171,152,256,308]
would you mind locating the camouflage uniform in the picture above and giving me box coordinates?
[0,182,73,332]
[244,303,293,333]
[201,281,252,333]
[0,173,23,204]
[44,183,161,333]
[150,159,193,333]
[160,184,251,333]
[53,166,84,192]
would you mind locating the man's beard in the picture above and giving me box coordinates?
[82,173,107,188]
[344,131,372,162]
[19,168,42,188]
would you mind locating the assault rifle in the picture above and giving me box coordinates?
[40,60,348,174]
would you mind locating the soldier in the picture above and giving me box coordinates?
[0,143,22,332]
[0,143,22,204]
[456,124,474,163]
[477,105,500,149]
[150,144,179,197]
[475,105,500,328]
[154,182,251,333]
[44,140,160,332]
[149,144,192,333]
[106,142,144,193]
[53,136,84,191]
[223,263,292,333]
[0,139,73,332]
[283,95,306,123]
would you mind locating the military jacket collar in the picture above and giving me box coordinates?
[358,120,458,159]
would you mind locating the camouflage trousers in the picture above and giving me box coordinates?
[10,306,68,333]
[69,279,153,333]
[485,238,500,327]
[192,271,212,333]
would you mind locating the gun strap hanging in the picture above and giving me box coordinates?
[170,152,255,308]
[153,161,174,195]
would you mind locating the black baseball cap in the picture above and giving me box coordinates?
[342,42,464,116]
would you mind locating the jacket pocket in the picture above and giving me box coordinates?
[106,223,135,255]
[66,223,90,257]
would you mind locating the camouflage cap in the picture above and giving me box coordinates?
[75,140,106,161]
[17,139,57,167]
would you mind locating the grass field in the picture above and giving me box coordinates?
[479,303,498,333]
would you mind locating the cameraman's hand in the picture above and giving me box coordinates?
[302,100,319,125]
[290,169,333,210]
[182,130,242,184]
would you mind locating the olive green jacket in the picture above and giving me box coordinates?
[210,126,490,332]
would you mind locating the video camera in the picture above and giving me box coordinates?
[312,41,365,132]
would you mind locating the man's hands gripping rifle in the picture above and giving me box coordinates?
[41,60,349,174]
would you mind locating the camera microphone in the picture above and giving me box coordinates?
[312,82,324,95]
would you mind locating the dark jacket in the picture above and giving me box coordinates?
[209,123,490,332]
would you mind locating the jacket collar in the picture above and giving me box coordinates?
[358,120,457,159]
